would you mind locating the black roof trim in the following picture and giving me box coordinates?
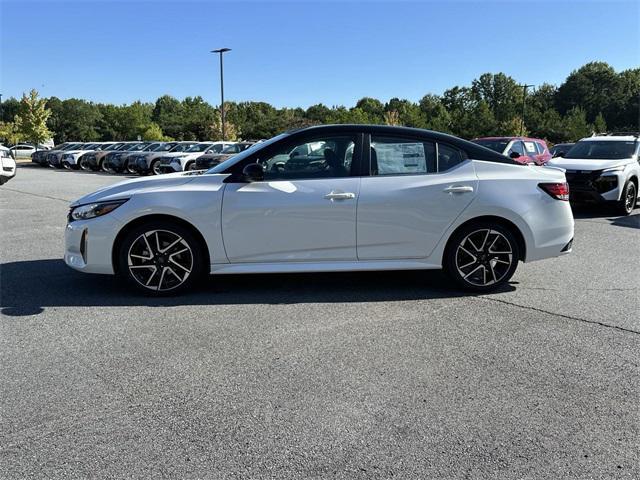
[285,124,519,165]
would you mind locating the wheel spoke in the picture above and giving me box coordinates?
[463,264,483,280]
[157,267,167,290]
[145,266,158,286]
[169,257,191,273]
[159,236,183,254]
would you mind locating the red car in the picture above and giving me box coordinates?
[471,137,551,165]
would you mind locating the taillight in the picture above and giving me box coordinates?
[539,182,570,201]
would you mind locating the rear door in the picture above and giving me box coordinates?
[357,135,478,260]
[221,132,362,263]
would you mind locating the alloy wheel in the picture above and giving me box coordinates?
[455,229,513,287]
[625,183,636,213]
[127,229,194,291]
[151,161,161,175]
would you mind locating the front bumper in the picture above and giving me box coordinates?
[64,215,122,274]
[159,161,182,173]
[566,170,621,203]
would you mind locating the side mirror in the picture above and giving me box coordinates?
[242,163,264,182]
[509,151,521,159]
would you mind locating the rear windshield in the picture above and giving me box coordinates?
[564,140,636,160]
[471,139,509,154]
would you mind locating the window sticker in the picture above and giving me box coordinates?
[524,142,537,153]
[374,142,426,174]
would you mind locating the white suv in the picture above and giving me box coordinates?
[1,146,17,185]
[547,133,639,215]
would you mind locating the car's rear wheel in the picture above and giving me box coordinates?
[617,180,637,216]
[117,221,205,295]
[444,222,520,292]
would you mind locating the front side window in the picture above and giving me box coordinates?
[508,141,525,156]
[370,136,436,175]
[207,144,225,154]
[472,139,509,154]
[258,135,356,180]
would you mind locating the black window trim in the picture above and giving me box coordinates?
[223,131,365,182]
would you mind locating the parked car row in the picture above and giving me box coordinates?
[30,140,259,176]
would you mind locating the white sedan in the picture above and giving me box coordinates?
[64,125,574,295]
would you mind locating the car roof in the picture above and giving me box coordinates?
[472,136,545,142]
[581,135,637,142]
[288,124,517,164]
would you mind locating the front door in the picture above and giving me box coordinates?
[221,134,361,263]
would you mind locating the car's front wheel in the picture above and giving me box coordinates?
[444,222,520,292]
[117,221,206,295]
[150,159,162,175]
[617,180,637,216]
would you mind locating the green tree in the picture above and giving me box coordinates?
[563,107,592,141]
[0,97,21,123]
[142,122,170,141]
[46,98,102,142]
[152,95,184,139]
[0,121,24,146]
[593,112,607,134]
[14,89,52,147]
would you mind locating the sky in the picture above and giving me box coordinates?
[1,0,638,108]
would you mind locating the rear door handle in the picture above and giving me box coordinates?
[443,185,474,194]
[324,191,356,200]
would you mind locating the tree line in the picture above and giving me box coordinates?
[1,61,638,147]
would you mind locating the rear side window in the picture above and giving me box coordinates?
[370,136,436,175]
[437,143,466,171]
[523,141,537,155]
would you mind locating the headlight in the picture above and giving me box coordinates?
[69,199,127,222]
[601,166,625,174]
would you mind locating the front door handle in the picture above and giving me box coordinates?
[443,185,474,194]
[324,191,356,201]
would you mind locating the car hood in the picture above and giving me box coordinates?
[546,157,630,171]
[70,172,201,207]
[64,149,95,155]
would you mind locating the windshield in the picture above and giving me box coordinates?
[208,134,288,174]
[104,143,123,151]
[564,140,636,160]
[221,144,238,154]
[145,143,162,151]
[472,139,509,154]
[127,143,148,151]
[186,143,213,153]
[158,142,177,151]
[171,143,197,152]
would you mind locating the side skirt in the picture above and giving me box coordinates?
[210,259,441,275]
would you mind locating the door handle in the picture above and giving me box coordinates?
[324,191,356,200]
[443,185,474,194]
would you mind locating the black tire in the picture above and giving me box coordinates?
[616,180,637,216]
[444,221,520,292]
[62,161,71,170]
[117,220,206,295]
[185,161,195,172]
[150,159,161,175]
[126,162,138,174]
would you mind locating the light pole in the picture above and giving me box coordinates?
[211,48,231,141]
[0,93,3,122]
[519,84,534,136]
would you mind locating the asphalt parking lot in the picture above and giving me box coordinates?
[1,165,639,479]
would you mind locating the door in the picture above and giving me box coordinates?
[357,136,478,260]
[221,134,361,263]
